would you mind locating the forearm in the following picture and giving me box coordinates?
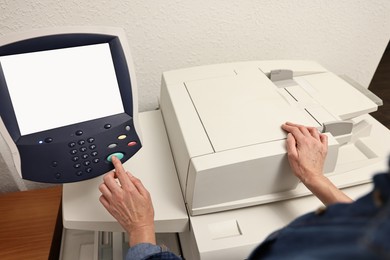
[303,174,353,206]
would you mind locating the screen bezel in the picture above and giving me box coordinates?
[0,32,134,142]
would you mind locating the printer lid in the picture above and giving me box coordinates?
[185,68,320,152]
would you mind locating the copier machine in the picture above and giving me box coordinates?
[62,61,390,259]
[0,27,389,260]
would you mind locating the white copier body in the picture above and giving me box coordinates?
[62,60,390,260]
[160,60,379,216]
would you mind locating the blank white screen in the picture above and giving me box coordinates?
[0,43,124,135]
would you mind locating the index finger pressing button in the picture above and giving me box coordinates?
[106,152,125,162]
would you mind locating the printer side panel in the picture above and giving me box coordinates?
[160,81,191,193]
[160,74,214,194]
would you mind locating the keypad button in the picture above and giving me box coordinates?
[107,152,124,162]
[45,137,53,143]
[67,135,99,176]
[51,161,58,167]
[104,124,111,129]
[108,143,117,149]
[118,135,126,140]
[55,173,61,179]
[125,125,131,131]
[128,141,137,147]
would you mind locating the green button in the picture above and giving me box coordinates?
[106,152,124,162]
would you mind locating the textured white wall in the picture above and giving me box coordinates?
[0,0,389,191]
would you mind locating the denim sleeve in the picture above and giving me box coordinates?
[248,173,390,259]
[126,243,162,260]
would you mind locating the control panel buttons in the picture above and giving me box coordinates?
[106,152,124,162]
[21,114,141,183]
[117,135,126,140]
[75,130,83,136]
[128,141,137,147]
[74,163,81,169]
[66,133,102,180]
[108,143,117,149]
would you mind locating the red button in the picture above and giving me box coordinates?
[128,141,137,147]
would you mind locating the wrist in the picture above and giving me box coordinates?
[128,225,156,247]
[297,169,326,187]
[302,172,327,187]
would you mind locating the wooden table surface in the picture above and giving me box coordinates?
[0,186,63,260]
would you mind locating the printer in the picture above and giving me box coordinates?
[62,60,390,260]
[160,60,379,216]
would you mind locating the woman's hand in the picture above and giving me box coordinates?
[99,156,156,246]
[281,122,328,183]
[282,122,352,205]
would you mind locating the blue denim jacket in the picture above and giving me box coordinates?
[127,164,390,260]
[249,171,390,259]
[126,243,181,260]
